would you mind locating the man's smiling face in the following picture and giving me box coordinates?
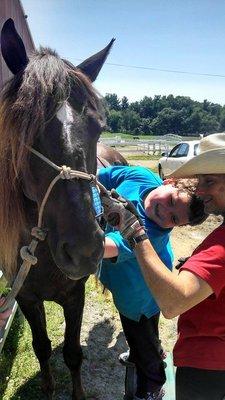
[196,174,225,215]
[144,184,190,229]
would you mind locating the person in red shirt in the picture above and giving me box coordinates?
[102,132,225,400]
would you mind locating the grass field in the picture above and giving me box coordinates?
[101,132,199,141]
[102,132,156,140]
[0,277,117,400]
[126,154,159,161]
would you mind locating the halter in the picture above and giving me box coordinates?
[0,146,109,313]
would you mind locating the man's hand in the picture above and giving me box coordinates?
[101,189,145,241]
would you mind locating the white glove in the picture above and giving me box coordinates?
[101,189,145,241]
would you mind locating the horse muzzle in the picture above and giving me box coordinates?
[52,227,104,280]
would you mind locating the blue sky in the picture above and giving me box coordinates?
[22,0,225,105]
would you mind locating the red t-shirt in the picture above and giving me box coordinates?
[173,224,225,370]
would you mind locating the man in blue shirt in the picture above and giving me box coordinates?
[98,165,205,400]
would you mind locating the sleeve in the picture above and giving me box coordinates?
[105,231,133,263]
[98,165,162,191]
[97,166,129,190]
[106,231,173,270]
[146,226,174,269]
[180,238,225,297]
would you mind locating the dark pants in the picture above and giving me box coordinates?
[176,367,225,400]
[120,313,166,397]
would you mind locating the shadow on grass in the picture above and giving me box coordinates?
[2,317,126,400]
[0,310,25,397]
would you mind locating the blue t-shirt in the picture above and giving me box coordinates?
[98,165,173,322]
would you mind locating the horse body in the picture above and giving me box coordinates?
[97,142,128,167]
[0,19,114,399]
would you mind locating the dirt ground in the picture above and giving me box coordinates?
[1,157,222,400]
[80,216,221,400]
[79,157,222,400]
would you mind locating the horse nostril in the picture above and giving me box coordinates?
[61,242,74,264]
[61,239,96,259]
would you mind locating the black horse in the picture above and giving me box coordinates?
[0,19,114,399]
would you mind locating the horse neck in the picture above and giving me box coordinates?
[22,197,39,234]
[97,155,110,168]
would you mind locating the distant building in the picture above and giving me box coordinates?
[0,0,34,90]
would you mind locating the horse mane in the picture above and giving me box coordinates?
[0,47,104,281]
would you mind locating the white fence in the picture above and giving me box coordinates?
[99,134,182,155]
[136,141,169,154]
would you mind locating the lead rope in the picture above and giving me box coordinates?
[0,147,109,313]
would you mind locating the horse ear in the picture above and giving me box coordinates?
[77,38,115,82]
[1,18,28,75]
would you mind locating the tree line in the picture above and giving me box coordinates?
[104,93,225,136]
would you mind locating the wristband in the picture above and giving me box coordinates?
[128,233,148,249]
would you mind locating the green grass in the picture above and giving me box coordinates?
[126,154,160,161]
[101,131,199,141]
[101,131,155,140]
[0,276,8,294]
[0,277,117,400]
[128,163,158,174]
[0,302,66,400]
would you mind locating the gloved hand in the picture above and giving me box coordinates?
[101,189,145,241]
[175,257,190,270]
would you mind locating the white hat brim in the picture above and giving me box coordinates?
[166,148,225,178]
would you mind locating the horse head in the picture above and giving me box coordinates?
[0,19,114,281]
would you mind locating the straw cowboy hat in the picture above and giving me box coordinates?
[166,133,225,178]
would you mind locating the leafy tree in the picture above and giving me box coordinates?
[104,93,224,136]
[140,118,152,134]
[104,93,121,111]
[150,108,184,135]
[209,103,221,117]
[107,110,122,132]
[129,101,141,114]
[170,95,194,112]
[199,111,220,133]
[203,99,211,112]
[219,107,225,131]
[139,97,154,118]
[121,110,141,133]
[121,96,129,110]
[183,111,201,134]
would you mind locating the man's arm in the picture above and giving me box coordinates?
[101,191,213,319]
[134,238,212,319]
[104,237,119,258]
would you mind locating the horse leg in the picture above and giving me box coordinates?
[62,282,86,400]
[18,300,55,399]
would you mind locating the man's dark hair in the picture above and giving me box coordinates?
[188,195,207,226]
[173,178,207,226]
